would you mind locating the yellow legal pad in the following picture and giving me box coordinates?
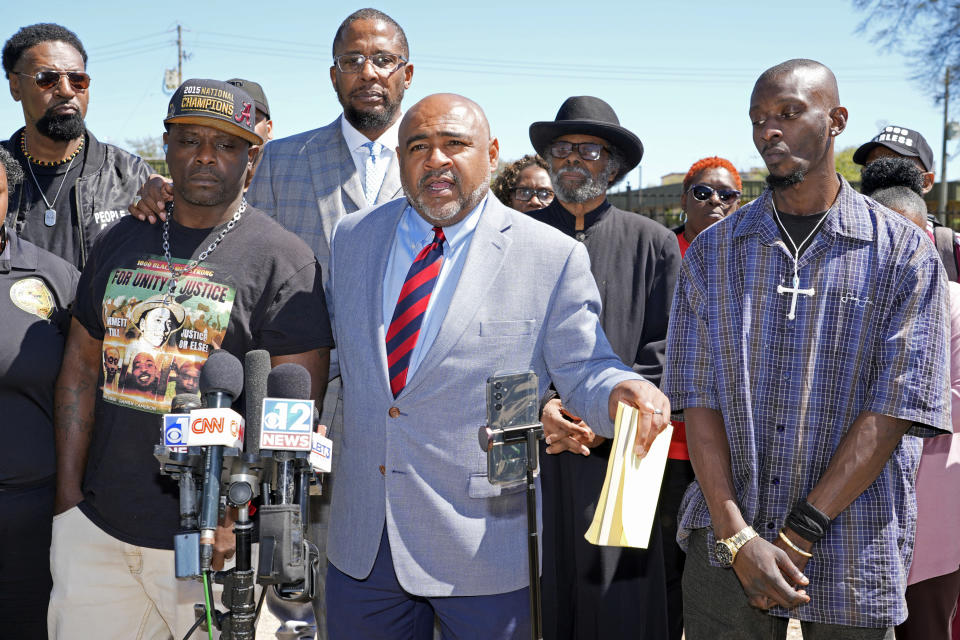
[584,401,673,549]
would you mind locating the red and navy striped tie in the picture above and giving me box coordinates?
[386,226,445,397]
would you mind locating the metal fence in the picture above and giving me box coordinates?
[610,180,960,231]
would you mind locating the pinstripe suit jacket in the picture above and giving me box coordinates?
[246,116,403,279]
[326,195,640,597]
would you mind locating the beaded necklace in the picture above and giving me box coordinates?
[20,130,85,166]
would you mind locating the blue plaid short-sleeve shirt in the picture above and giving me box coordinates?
[662,178,951,627]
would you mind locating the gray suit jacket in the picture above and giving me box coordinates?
[246,115,402,279]
[326,195,640,597]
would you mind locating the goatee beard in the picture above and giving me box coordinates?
[549,162,615,204]
[343,93,402,132]
[35,111,85,142]
[766,169,807,190]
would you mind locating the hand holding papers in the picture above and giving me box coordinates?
[585,401,673,549]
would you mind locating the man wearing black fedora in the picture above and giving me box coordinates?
[527,96,681,640]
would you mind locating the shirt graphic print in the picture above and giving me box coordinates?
[100,255,235,413]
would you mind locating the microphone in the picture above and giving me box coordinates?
[261,364,314,453]
[258,363,316,591]
[172,392,202,413]
[244,350,271,457]
[309,405,333,474]
[193,350,244,571]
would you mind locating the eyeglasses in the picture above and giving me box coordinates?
[15,70,90,91]
[513,187,554,202]
[333,53,407,74]
[688,184,741,204]
[548,141,607,161]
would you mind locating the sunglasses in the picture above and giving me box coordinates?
[15,70,90,91]
[688,184,741,204]
[549,141,606,161]
[513,187,554,202]
[333,53,407,74]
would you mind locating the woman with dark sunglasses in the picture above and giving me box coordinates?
[675,156,742,256]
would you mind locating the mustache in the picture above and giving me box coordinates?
[762,143,789,154]
[418,169,459,190]
[350,85,385,97]
[42,101,81,119]
[556,165,591,179]
[185,168,221,180]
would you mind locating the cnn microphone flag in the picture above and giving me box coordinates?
[184,407,244,448]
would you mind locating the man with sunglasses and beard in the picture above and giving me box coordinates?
[2,23,151,269]
[525,96,681,640]
[662,59,951,639]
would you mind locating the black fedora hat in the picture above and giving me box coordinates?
[529,96,643,182]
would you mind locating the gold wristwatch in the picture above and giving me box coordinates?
[715,525,758,567]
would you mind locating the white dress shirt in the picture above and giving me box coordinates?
[340,114,401,201]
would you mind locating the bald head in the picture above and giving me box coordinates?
[397,93,499,227]
[754,58,840,108]
[399,93,490,144]
[749,58,847,194]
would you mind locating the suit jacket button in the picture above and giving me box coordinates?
[388,407,400,418]
[379,465,386,475]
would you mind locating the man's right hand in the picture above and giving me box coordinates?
[542,398,595,455]
[732,536,811,610]
[129,174,173,223]
[54,487,83,515]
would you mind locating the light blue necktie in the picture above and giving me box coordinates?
[362,141,385,205]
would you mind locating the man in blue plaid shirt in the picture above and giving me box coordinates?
[662,58,951,639]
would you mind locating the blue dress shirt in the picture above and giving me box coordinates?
[381,195,487,380]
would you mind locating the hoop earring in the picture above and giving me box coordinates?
[679,210,687,225]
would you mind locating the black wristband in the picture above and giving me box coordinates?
[785,500,831,544]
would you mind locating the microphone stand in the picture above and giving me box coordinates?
[524,427,544,640]
[215,453,262,640]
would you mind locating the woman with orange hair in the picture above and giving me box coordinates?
[675,156,742,256]
[661,156,741,640]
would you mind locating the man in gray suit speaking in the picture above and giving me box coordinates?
[324,93,671,639]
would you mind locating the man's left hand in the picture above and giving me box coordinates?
[774,527,814,575]
[608,379,671,459]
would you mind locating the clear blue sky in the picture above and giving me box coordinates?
[2,0,954,188]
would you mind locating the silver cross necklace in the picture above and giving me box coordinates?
[23,152,78,228]
[771,197,830,320]
[161,198,246,303]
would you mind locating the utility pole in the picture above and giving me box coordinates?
[940,67,950,222]
[177,23,183,85]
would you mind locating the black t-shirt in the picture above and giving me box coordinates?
[73,207,333,548]
[0,232,79,486]
[773,209,828,258]
[14,137,87,266]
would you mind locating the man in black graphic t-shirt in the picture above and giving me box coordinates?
[49,78,333,640]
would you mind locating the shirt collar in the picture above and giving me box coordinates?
[401,193,488,251]
[0,231,38,274]
[340,113,401,155]
[732,175,875,244]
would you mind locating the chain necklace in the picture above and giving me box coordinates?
[23,146,78,227]
[21,130,85,166]
[161,198,246,303]
[771,196,831,320]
